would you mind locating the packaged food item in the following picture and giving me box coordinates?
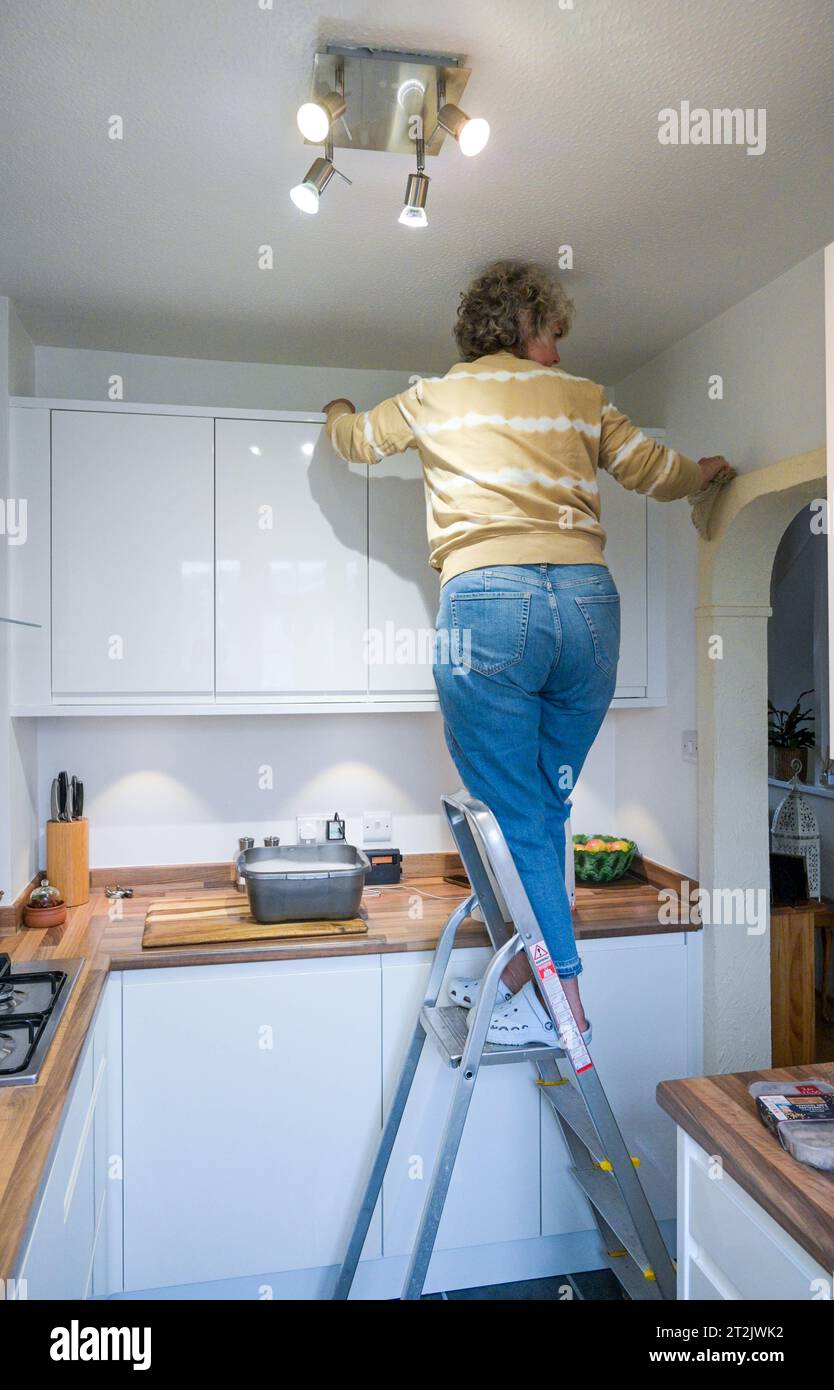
[748,1079,834,1171]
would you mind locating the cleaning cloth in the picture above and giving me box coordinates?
[748,1078,834,1172]
[687,467,737,540]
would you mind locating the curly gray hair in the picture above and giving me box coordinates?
[453,259,575,361]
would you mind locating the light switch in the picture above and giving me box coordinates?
[682,730,698,763]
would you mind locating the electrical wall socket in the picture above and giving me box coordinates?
[363,811,392,844]
[296,815,328,845]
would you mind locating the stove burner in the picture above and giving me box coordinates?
[0,959,82,1086]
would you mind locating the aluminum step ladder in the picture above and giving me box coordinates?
[333,787,676,1302]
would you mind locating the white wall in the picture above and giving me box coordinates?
[0,302,39,904]
[33,346,417,414]
[35,711,615,871]
[611,250,827,876]
[0,301,11,900]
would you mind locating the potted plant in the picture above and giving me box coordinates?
[768,689,815,782]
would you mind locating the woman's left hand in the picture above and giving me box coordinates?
[322,397,356,415]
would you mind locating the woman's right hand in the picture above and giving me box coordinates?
[697,455,733,489]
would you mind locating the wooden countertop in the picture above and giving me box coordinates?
[0,860,692,1276]
[657,1063,834,1273]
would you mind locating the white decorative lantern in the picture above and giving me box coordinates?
[771,765,821,899]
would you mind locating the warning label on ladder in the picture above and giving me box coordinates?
[530,942,593,1073]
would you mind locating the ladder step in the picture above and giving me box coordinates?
[605,1248,665,1302]
[538,1078,606,1163]
[568,1165,656,1277]
[420,1003,566,1068]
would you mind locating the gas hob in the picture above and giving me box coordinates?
[0,955,84,1086]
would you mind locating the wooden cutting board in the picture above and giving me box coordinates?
[142,892,368,949]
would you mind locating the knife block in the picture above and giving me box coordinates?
[46,819,90,907]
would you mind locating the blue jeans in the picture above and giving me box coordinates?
[432,563,620,978]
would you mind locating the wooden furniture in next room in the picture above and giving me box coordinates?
[770,896,834,1065]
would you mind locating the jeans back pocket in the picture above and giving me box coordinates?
[574,593,621,677]
[448,591,531,676]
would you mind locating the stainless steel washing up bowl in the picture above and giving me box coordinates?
[242,843,370,924]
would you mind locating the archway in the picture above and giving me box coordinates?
[696,448,826,1072]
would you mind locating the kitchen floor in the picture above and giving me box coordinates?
[420,1270,623,1300]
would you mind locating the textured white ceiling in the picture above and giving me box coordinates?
[1,0,833,381]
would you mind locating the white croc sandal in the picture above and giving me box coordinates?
[448,975,513,1009]
[466,981,592,1048]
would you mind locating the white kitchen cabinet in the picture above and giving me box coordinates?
[677,1130,828,1299]
[380,948,542,1257]
[542,933,692,1236]
[215,419,368,696]
[121,956,382,1291]
[92,975,124,1297]
[51,410,214,698]
[13,976,120,1301]
[15,1024,96,1299]
[368,450,440,693]
[10,398,669,712]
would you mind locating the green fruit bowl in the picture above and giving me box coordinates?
[573,833,638,883]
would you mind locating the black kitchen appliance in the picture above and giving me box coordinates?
[0,954,84,1086]
[365,848,402,885]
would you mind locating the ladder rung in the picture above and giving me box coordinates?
[568,1165,656,1277]
[538,1077,606,1162]
[605,1248,664,1302]
[420,1003,565,1068]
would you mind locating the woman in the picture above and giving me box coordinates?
[323,259,731,1047]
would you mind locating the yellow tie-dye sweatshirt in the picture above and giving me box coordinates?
[325,349,702,586]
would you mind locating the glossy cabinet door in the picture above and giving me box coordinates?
[542,933,689,1237]
[121,957,382,1291]
[16,1035,97,1299]
[678,1131,828,1300]
[92,976,123,1297]
[598,471,649,696]
[368,450,439,693]
[51,411,214,697]
[215,419,368,695]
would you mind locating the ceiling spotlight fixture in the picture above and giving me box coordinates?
[291,48,492,223]
[290,155,352,214]
[296,89,347,143]
[399,172,429,227]
[435,102,490,156]
[399,125,429,228]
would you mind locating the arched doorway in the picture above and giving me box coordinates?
[696,448,826,1073]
